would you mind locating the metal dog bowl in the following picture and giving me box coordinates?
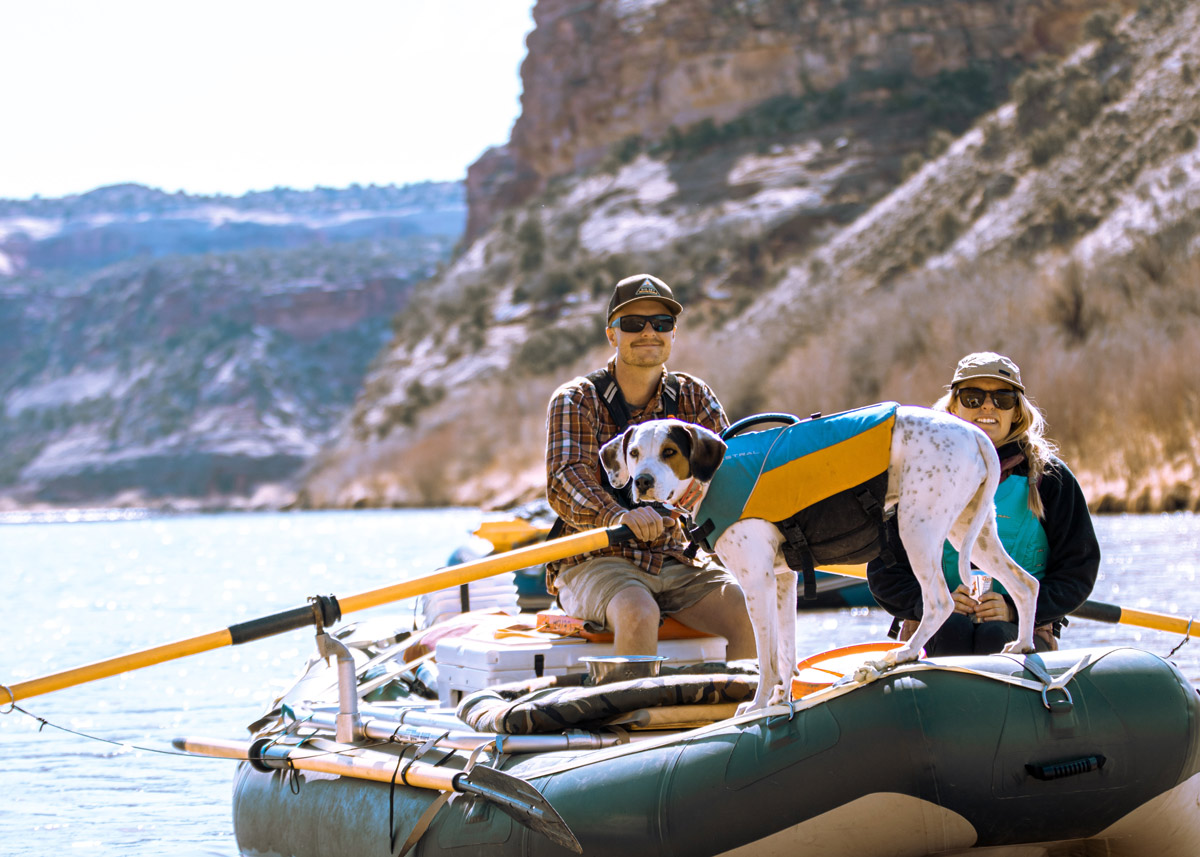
[579,655,667,684]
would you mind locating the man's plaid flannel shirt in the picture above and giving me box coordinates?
[544,357,729,592]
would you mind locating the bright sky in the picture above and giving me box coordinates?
[0,1,536,200]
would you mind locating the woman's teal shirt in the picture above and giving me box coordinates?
[941,474,1048,593]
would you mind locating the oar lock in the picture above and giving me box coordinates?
[307,594,342,633]
[307,599,363,744]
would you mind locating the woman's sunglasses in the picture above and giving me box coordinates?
[609,314,676,333]
[955,387,1019,410]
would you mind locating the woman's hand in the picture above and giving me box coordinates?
[972,591,1016,623]
[950,586,1015,622]
[950,584,978,615]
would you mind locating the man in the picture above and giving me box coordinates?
[544,273,755,658]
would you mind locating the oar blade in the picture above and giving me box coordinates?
[458,765,581,853]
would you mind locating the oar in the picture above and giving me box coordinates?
[817,564,1200,639]
[1068,601,1200,638]
[5,524,633,703]
[174,735,582,853]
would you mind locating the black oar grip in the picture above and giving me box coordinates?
[607,525,634,545]
[228,595,341,645]
[1070,600,1121,624]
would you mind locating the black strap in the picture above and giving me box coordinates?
[660,372,680,417]
[586,368,680,425]
[778,519,818,600]
[587,368,634,429]
[854,486,895,569]
[545,516,566,542]
[687,519,716,554]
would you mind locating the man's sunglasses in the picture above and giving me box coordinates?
[609,314,676,333]
[955,387,1019,410]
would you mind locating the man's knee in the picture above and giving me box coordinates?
[607,586,660,626]
[677,583,752,633]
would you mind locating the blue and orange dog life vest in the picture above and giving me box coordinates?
[689,402,898,599]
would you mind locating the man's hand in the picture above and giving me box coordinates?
[618,506,676,542]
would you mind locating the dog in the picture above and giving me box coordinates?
[599,407,1040,713]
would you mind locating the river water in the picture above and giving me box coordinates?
[1,509,1198,857]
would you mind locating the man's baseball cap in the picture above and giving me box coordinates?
[950,351,1025,391]
[606,274,683,321]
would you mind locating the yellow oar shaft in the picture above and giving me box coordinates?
[173,735,252,760]
[8,629,231,702]
[338,526,617,614]
[1071,602,1200,637]
[1119,607,1200,636]
[816,564,1200,638]
[175,736,457,789]
[7,525,629,703]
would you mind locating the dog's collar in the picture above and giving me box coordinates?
[672,478,704,516]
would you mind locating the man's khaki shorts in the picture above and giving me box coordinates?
[554,555,737,629]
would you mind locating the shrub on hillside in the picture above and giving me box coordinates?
[649,62,1017,162]
[756,241,1200,511]
[1029,126,1069,165]
[517,218,545,272]
[513,320,603,375]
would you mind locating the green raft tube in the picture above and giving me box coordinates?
[217,623,1200,857]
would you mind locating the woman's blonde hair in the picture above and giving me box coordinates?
[933,386,1057,519]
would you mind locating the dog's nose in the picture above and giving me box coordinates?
[634,473,655,496]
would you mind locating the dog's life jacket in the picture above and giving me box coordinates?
[689,402,898,598]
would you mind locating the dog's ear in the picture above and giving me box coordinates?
[684,423,726,482]
[599,428,633,488]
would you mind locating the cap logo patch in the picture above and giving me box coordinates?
[634,279,660,296]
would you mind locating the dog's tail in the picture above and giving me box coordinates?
[957,428,1002,587]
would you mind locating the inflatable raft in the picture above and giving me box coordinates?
[204,612,1200,857]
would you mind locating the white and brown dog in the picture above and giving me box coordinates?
[599,407,1040,713]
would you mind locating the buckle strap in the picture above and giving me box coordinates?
[687,519,715,553]
[777,520,817,600]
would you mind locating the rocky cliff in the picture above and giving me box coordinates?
[303,0,1199,515]
[0,182,463,507]
[467,0,1113,242]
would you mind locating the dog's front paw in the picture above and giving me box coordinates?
[736,699,764,717]
[848,663,881,684]
[883,645,921,666]
[1001,640,1036,655]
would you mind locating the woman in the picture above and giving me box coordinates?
[867,352,1100,655]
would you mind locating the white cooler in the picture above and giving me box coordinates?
[434,625,727,707]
